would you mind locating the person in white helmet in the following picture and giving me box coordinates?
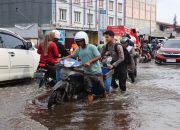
[52,30,69,57]
[66,31,107,103]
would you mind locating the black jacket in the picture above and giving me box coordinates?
[53,39,69,57]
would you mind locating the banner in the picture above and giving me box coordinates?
[59,30,65,45]
[99,9,107,31]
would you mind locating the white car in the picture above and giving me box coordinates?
[0,28,40,82]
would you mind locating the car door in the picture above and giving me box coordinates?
[0,34,10,82]
[1,33,34,80]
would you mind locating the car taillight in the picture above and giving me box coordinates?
[39,63,46,67]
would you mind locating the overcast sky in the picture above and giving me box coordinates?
[157,0,180,25]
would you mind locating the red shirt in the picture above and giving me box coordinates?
[37,41,59,65]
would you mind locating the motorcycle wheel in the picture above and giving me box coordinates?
[47,89,67,109]
[48,91,58,109]
[39,78,45,88]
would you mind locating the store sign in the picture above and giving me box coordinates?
[59,30,65,45]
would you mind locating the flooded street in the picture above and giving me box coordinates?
[0,62,180,130]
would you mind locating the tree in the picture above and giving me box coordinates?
[173,14,177,31]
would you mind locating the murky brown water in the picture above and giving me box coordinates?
[0,62,180,130]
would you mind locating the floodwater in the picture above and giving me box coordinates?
[0,62,180,130]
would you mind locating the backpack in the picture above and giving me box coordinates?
[105,43,131,65]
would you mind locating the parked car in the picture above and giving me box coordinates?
[155,38,180,64]
[0,28,40,82]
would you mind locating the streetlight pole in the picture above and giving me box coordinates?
[150,4,152,36]
[89,8,91,29]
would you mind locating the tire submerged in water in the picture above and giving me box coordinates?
[47,91,58,109]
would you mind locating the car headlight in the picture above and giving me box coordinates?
[157,50,164,54]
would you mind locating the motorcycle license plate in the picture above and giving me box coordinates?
[166,59,176,63]
[34,72,45,79]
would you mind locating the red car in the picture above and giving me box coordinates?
[155,39,180,64]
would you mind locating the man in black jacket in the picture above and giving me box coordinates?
[52,30,69,57]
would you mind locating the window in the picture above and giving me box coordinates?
[87,0,93,6]
[118,18,122,25]
[59,9,67,21]
[74,0,80,4]
[99,0,104,8]
[59,0,67,2]
[118,3,122,13]
[87,14,93,24]
[109,1,114,11]
[109,17,114,25]
[74,11,81,23]
[1,33,25,49]
[0,35,4,48]
[134,1,139,9]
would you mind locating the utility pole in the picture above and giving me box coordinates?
[89,9,91,29]
[150,4,152,36]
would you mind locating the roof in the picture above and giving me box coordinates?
[157,21,180,29]
[151,29,171,38]
[3,23,39,39]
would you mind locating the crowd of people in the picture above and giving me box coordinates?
[37,30,147,103]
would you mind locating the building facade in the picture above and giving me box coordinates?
[55,0,124,30]
[55,0,124,45]
[0,0,157,46]
[0,0,52,27]
[124,0,157,34]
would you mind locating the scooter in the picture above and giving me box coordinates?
[140,52,152,63]
[34,63,56,88]
[47,58,113,109]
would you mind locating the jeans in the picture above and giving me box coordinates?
[111,63,127,91]
[84,74,105,94]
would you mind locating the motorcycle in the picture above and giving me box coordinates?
[34,63,56,88]
[140,52,151,63]
[47,58,113,109]
[134,48,140,77]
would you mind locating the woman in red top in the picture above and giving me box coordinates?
[38,32,59,65]
[37,32,59,79]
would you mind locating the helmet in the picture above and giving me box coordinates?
[120,37,129,44]
[122,33,131,39]
[74,31,89,45]
[52,30,60,39]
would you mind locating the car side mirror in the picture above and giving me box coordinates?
[26,42,32,49]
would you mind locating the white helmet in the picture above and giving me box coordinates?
[74,31,89,45]
[52,30,60,39]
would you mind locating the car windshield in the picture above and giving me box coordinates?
[164,40,180,48]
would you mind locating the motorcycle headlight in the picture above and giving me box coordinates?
[64,59,75,67]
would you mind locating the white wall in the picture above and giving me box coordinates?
[72,1,84,28]
[56,0,70,26]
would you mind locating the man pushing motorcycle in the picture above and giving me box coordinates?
[65,31,107,103]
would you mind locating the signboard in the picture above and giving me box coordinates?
[99,9,107,31]
[107,26,131,36]
[59,30,65,45]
